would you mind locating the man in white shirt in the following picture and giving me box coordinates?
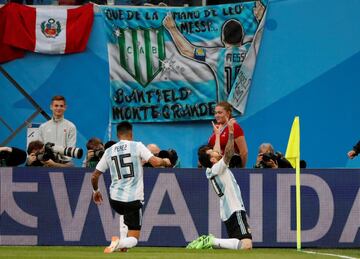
[91,121,171,253]
[38,95,77,167]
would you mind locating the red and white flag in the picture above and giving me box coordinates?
[0,4,25,63]
[3,3,94,55]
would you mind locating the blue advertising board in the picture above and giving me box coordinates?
[0,168,358,247]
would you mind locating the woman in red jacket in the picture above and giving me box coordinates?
[208,101,248,168]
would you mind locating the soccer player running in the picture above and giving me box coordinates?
[91,121,171,253]
[194,118,252,250]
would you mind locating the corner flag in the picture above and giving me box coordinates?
[285,116,300,168]
[285,116,301,250]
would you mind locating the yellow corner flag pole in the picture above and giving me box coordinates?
[285,116,301,250]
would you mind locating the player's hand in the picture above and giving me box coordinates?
[212,121,221,135]
[227,118,236,134]
[163,158,172,167]
[93,191,103,205]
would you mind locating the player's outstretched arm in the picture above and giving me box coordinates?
[163,13,196,58]
[148,156,172,168]
[212,121,222,155]
[223,119,235,165]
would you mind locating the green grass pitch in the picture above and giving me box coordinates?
[0,247,359,259]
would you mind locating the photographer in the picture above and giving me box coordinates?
[82,137,104,168]
[26,140,75,167]
[254,143,293,169]
[0,146,27,167]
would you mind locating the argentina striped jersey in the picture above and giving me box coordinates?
[206,158,246,221]
[96,140,153,202]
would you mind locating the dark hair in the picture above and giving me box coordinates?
[117,121,133,135]
[104,140,116,150]
[86,137,103,150]
[51,95,66,104]
[27,140,44,155]
[222,19,244,46]
[197,145,212,168]
[198,144,210,156]
[158,149,179,167]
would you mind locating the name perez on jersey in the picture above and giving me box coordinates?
[115,144,128,152]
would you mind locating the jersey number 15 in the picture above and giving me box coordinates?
[111,154,135,179]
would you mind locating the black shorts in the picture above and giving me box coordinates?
[224,210,252,240]
[109,198,143,231]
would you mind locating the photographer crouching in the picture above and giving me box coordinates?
[26,140,83,167]
[254,143,293,169]
[82,138,104,168]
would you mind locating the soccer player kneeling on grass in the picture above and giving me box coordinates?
[91,121,171,253]
[193,118,252,250]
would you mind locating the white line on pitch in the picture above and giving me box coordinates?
[300,250,359,259]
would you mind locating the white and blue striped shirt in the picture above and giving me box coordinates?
[206,158,246,221]
[96,140,153,202]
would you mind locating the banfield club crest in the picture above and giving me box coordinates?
[114,26,166,87]
[41,18,62,38]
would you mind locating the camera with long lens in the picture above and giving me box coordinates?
[36,142,83,161]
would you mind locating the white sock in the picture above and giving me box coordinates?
[117,237,138,249]
[119,215,128,239]
[212,238,240,250]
